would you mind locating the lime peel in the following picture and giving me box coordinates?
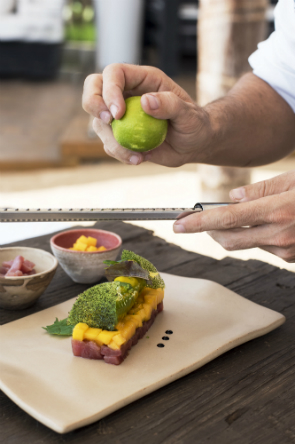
[111,96,168,152]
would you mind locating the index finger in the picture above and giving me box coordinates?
[102,63,190,119]
[82,73,111,120]
[173,197,273,233]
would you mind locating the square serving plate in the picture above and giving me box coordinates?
[0,273,285,434]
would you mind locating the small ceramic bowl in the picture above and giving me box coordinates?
[50,228,122,284]
[0,247,58,310]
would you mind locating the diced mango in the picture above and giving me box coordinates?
[77,235,88,244]
[120,322,136,340]
[84,327,102,341]
[155,288,164,304]
[131,314,143,327]
[86,246,98,252]
[111,334,126,347]
[136,308,147,322]
[142,303,153,320]
[73,323,89,341]
[144,295,157,310]
[125,315,140,329]
[97,330,119,345]
[74,242,88,252]
[108,341,121,350]
[70,235,106,251]
[86,236,97,247]
[115,320,127,331]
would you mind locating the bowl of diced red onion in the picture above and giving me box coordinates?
[0,247,58,310]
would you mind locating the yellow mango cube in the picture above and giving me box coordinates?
[97,246,107,252]
[142,303,153,320]
[97,330,119,345]
[155,288,164,304]
[108,341,121,350]
[125,315,140,329]
[144,295,157,310]
[86,246,98,252]
[112,334,126,347]
[136,308,147,322]
[72,323,89,341]
[86,236,97,247]
[74,242,88,252]
[84,327,102,342]
[109,334,126,349]
[131,314,143,327]
[77,235,88,244]
[120,322,136,340]
[116,320,126,331]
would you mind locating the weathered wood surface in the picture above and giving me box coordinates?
[1,221,294,444]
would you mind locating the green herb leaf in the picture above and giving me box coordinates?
[103,260,123,266]
[105,260,152,284]
[42,318,74,336]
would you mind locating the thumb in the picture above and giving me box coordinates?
[141,91,197,129]
[230,170,295,202]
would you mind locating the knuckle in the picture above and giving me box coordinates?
[82,95,95,114]
[103,63,123,76]
[222,241,235,251]
[83,93,103,118]
[92,117,103,134]
[105,141,130,164]
[274,234,292,249]
[83,73,96,88]
[220,210,239,229]
[267,203,289,224]
[278,248,295,263]
[103,146,113,157]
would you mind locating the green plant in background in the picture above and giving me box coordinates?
[64,0,96,42]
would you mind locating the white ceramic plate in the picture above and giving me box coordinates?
[0,273,285,434]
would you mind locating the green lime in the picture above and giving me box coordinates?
[111,96,168,152]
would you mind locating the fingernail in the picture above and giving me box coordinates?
[110,104,118,119]
[143,94,159,110]
[129,155,140,165]
[173,223,186,233]
[230,187,245,201]
[99,111,112,124]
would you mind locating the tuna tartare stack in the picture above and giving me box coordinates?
[68,250,165,365]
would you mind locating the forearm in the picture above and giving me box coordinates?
[198,73,295,167]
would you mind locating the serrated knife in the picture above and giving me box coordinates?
[0,203,231,222]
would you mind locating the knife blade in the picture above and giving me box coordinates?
[0,203,231,223]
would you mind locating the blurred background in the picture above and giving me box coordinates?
[1,0,294,271]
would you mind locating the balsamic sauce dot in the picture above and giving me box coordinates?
[157,343,165,348]
[165,330,173,335]
[162,336,169,340]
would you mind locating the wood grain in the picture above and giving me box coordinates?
[1,221,294,444]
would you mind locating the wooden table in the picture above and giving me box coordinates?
[1,222,294,444]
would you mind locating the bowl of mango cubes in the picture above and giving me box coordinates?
[50,229,122,284]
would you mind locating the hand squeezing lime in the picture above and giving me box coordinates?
[111,96,168,152]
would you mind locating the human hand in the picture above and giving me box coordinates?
[173,170,295,263]
[82,63,212,167]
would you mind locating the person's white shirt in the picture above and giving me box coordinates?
[249,0,295,112]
